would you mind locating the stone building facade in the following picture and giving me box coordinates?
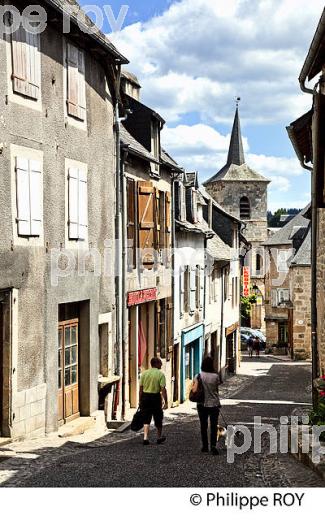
[264,210,311,360]
[204,107,270,331]
[0,1,128,439]
[287,8,325,377]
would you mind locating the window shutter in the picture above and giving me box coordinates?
[77,50,86,120]
[11,22,40,99]
[68,167,79,239]
[192,189,198,223]
[181,184,187,221]
[67,43,80,119]
[155,301,161,356]
[174,181,180,220]
[11,25,27,96]
[165,192,171,260]
[271,289,277,307]
[127,178,136,269]
[180,270,185,318]
[138,181,155,267]
[78,168,88,241]
[166,297,173,355]
[29,160,42,236]
[25,30,40,99]
[199,267,205,310]
[190,267,196,313]
[16,157,31,236]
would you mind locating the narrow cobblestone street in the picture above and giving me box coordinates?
[0,355,324,488]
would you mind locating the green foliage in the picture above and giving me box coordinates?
[241,294,257,319]
[267,208,301,228]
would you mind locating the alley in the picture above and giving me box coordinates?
[0,355,324,488]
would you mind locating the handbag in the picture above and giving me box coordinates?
[130,408,145,432]
[189,374,205,403]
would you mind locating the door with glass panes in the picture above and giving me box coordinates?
[58,320,79,424]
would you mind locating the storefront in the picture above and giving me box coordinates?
[180,324,204,402]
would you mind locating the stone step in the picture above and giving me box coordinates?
[58,417,96,438]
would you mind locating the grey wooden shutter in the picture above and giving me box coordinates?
[25,30,40,99]
[180,270,185,318]
[67,43,80,118]
[29,160,42,236]
[16,157,31,236]
[199,266,205,310]
[77,50,86,120]
[190,267,196,313]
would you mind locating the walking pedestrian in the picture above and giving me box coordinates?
[192,356,221,455]
[254,337,260,358]
[139,357,168,446]
[247,337,254,358]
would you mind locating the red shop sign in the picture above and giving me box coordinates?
[127,288,158,307]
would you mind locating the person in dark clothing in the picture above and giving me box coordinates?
[192,356,220,455]
[247,337,254,358]
[254,337,260,357]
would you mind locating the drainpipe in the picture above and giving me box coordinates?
[121,146,128,421]
[298,80,319,407]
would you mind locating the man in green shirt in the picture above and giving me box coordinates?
[139,357,168,446]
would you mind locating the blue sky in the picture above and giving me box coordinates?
[80,0,323,211]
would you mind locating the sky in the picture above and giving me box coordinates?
[80,0,324,212]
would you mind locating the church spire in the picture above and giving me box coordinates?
[227,99,245,166]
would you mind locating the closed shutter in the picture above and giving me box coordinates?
[68,168,79,239]
[190,267,196,313]
[271,289,277,307]
[11,22,40,99]
[127,178,136,269]
[180,270,185,318]
[138,181,155,267]
[155,301,161,356]
[192,189,198,223]
[16,157,42,237]
[16,157,31,236]
[78,169,88,240]
[199,266,205,310]
[180,184,187,221]
[165,192,171,248]
[174,181,180,220]
[29,160,42,236]
[67,44,86,120]
[68,167,88,240]
[166,297,173,356]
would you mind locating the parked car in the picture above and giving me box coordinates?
[240,327,266,350]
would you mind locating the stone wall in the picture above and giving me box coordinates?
[290,266,311,361]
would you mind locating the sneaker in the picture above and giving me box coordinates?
[157,436,167,445]
[211,447,220,456]
[143,439,150,446]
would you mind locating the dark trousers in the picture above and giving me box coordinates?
[198,405,219,449]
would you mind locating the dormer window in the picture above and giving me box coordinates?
[240,196,251,219]
[151,120,160,176]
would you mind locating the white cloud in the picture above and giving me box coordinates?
[111,0,324,124]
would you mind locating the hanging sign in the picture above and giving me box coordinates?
[127,288,158,307]
[242,267,250,297]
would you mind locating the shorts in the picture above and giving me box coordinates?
[140,393,163,428]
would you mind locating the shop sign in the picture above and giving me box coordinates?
[127,288,158,307]
[242,266,250,297]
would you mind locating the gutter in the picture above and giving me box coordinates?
[299,8,325,93]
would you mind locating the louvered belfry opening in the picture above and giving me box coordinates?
[240,196,251,219]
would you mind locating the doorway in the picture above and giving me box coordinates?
[226,332,235,374]
[172,343,179,404]
[58,320,80,425]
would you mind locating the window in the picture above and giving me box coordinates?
[240,196,251,219]
[11,20,41,99]
[277,250,290,273]
[66,43,86,121]
[68,167,88,240]
[271,288,290,306]
[15,157,42,236]
[224,270,229,301]
[184,266,190,313]
[138,181,155,268]
[151,120,160,175]
[180,269,185,318]
[256,253,263,274]
[176,182,186,222]
[127,178,136,269]
[192,189,198,223]
[189,267,196,314]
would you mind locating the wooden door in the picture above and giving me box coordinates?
[172,344,179,403]
[58,320,80,425]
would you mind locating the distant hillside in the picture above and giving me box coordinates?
[267,208,301,228]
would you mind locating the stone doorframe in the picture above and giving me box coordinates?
[0,289,15,437]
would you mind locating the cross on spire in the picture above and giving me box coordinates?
[227,100,245,167]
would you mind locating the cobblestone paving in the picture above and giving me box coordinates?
[0,356,324,487]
